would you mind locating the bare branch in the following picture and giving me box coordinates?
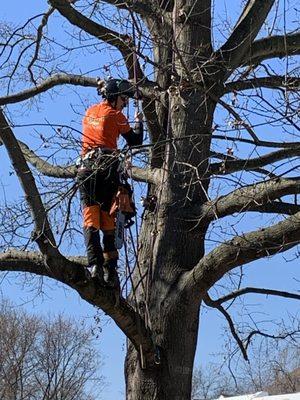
[210,92,298,150]
[203,287,300,360]
[0,75,159,106]
[224,76,300,93]
[210,150,276,179]
[216,0,276,73]
[203,293,248,360]
[0,251,74,284]
[199,178,300,224]
[28,7,55,84]
[48,0,144,78]
[183,211,300,294]
[0,250,46,276]
[245,329,300,349]
[49,0,127,46]
[215,287,300,304]
[209,147,300,176]
[211,133,300,149]
[243,32,300,65]
[217,98,260,143]
[0,74,97,105]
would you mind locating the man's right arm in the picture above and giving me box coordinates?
[121,112,143,147]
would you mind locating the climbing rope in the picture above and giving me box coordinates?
[119,9,182,366]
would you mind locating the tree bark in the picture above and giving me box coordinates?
[124,89,215,397]
[125,299,201,400]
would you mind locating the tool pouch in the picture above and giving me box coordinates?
[110,184,136,218]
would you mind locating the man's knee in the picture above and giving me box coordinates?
[102,230,118,260]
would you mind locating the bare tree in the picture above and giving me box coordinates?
[0,300,104,399]
[192,364,237,400]
[192,338,300,399]
[0,1,300,399]
[246,340,300,395]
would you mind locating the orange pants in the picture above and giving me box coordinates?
[83,204,115,231]
[77,157,119,267]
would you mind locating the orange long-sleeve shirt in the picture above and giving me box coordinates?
[82,101,131,155]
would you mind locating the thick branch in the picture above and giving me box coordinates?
[217,0,275,73]
[209,147,300,176]
[0,74,97,105]
[48,0,144,78]
[243,32,300,65]
[210,151,276,179]
[224,76,300,93]
[130,166,161,184]
[100,0,153,15]
[0,135,161,182]
[19,144,160,183]
[251,202,300,215]
[183,211,300,294]
[0,250,155,361]
[199,177,300,224]
[2,138,162,184]
[0,110,59,260]
[0,75,159,106]
[14,139,76,178]
[0,250,47,276]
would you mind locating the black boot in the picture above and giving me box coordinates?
[84,227,104,267]
[103,259,119,288]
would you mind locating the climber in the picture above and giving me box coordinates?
[77,78,143,287]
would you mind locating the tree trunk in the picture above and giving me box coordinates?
[125,95,216,399]
[125,297,201,400]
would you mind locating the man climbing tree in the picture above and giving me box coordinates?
[0,1,300,399]
[77,78,143,286]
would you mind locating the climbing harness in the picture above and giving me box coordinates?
[76,147,119,171]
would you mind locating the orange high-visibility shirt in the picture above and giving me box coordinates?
[82,101,131,155]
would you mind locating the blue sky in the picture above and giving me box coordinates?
[1,1,299,399]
